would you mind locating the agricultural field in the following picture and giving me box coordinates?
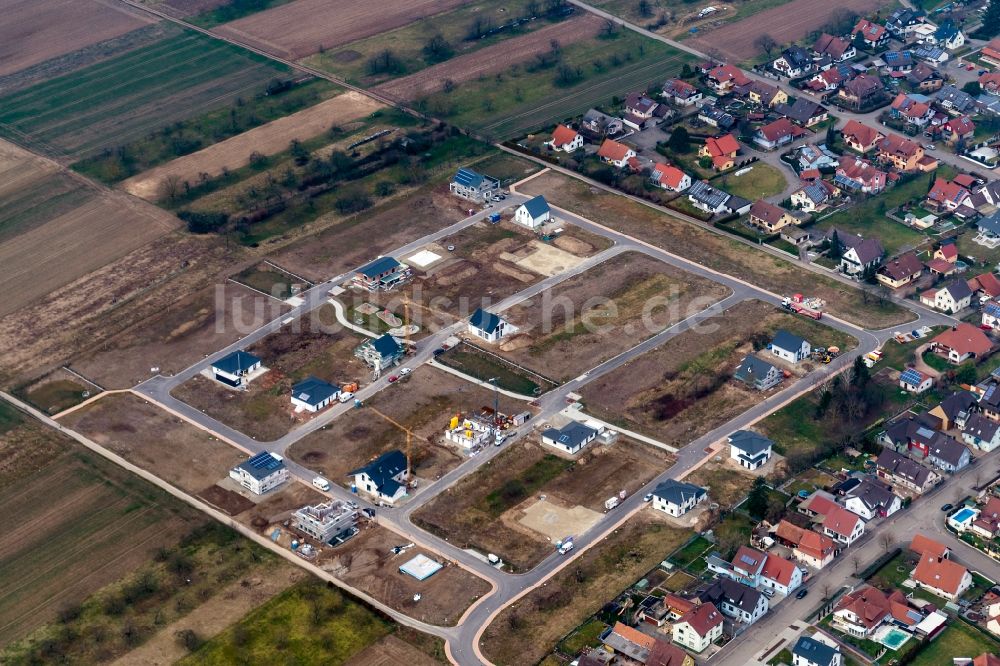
[0,138,180,319]
[0,0,155,78]
[412,436,674,570]
[173,304,371,441]
[0,404,206,650]
[518,171,914,328]
[495,251,730,382]
[213,0,470,60]
[287,366,528,484]
[481,512,691,666]
[0,29,290,159]
[578,299,857,448]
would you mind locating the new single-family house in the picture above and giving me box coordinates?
[698,134,741,171]
[928,390,978,430]
[734,354,782,390]
[930,20,965,50]
[875,449,940,494]
[930,323,993,362]
[450,167,500,202]
[822,506,865,545]
[663,78,703,106]
[964,414,1000,452]
[468,308,515,343]
[688,180,736,215]
[673,602,723,653]
[920,279,974,314]
[514,195,551,229]
[292,501,357,543]
[843,478,902,520]
[808,65,853,92]
[754,118,806,150]
[651,163,691,192]
[348,449,408,504]
[652,479,707,517]
[985,301,1000,331]
[211,350,262,387]
[625,92,660,120]
[770,329,811,363]
[830,228,884,276]
[792,635,842,666]
[699,578,769,625]
[597,139,636,168]
[899,368,934,394]
[229,451,288,497]
[877,253,924,289]
[547,124,583,152]
[760,553,803,595]
[912,554,972,600]
[835,156,887,194]
[541,421,600,455]
[749,200,800,233]
[355,334,404,373]
[728,430,774,470]
[853,19,889,48]
[353,256,411,292]
[291,376,339,412]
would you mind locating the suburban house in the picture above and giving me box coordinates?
[911,554,972,600]
[698,104,736,130]
[814,33,856,62]
[910,534,950,559]
[792,635,842,666]
[852,19,889,48]
[211,350,262,387]
[928,390,978,430]
[749,200,799,233]
[348,449,408,504]
[652,479,707,517]
[711,545,767,587]
[734,354,783,391]
[547,124,583,152]
[791,181,838,212]
[624,92,660,127]
[514,194,551,229]
[982,72,1000,96]
[822,506,865,545]
[937,84,976,114]
[229,452,288,495]
[774,520,837,569]
[941,115,976,144]
[929,20,965,50]
[832,586,894,636]
[913,45,949,64]
[651,163,691,192]
[799,490,839,520]
[978,213,1000,246]
[597,138,636,168]
[468,308,515,343]
[776,99,829,128]
[290,376,340,413]
[830,229,884,277]
[744,80,787,108]
[581,108,623,136]
[352,256,411,292]
[699,578,769,625]
[907,63,944,92]
[292,501,357,543]
[770,329,811,363]
[926,435,971,472]
[985,301,1000,330]
[842,478,901,520]
[886,8,928,40]
[541,421,600,455]
[754,118,806,151]
[982,37,1000,69]
[930,323,993,363]
[355,334,405,372]
[876,252,924,289]
[706,64,750,93]
[878,134,932,173]
[920,279,973,314]
[890,93,934,127]
[882,50,915,74]
[973,497,1000,538]
[840,120,884,153]
[663,78,703,106]
[773,46,814,77]
[963,414,1000,452]
[926,177,972,212]
[834,156,887,194]
[837,74,885,110]
[796,144,838,171]
[807,65,853,92]
[728,430,773,470]
[673,602,723,653]
[759,553,803,596]
[687,180,749,215]
[450,167,500,202]
[899,368,934,394]
[875,449,940,494]
[698,134,741,170]
[601,622,656,662]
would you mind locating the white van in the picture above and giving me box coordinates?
[338,391,355,403]
[312,476,331,491]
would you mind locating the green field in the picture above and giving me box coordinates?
[189,0,293,27]
[0,29,289,158]
[436,344,558,395]
[719,163,788,201]
[418,29,695,139]
[911,620,1000,665]
[178,581,392,664]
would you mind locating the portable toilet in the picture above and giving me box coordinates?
[450,415,460,430]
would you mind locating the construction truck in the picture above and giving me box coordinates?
[781,294,824,320]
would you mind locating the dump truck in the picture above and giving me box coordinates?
[781,294,824,320]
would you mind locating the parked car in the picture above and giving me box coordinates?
[796,588,809,599]
[643,493,653,502]
[433,348,446,356]
[941,503,954,512]
[399,367,412,376]
[387,375,399,383]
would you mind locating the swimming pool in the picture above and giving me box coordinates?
[953,507,976,522]
[948,506,980,533]
[880,627,911,650]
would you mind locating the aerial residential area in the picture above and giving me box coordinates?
[5,0,1000,664]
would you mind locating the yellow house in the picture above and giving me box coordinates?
[748,200,798,233]
[748,81,788,108]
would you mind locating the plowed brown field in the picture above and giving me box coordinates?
[214,0,469,59]
[373,14,604,101]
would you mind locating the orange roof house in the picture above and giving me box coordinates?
[909,534,950,559]
[597,138,635,167]
[912,554,972,599]
[841,120,884,153]
[549,124,581,151]
[698,134,740,170]
[932,324,993,362]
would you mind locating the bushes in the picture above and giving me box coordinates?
[178,210,229,234]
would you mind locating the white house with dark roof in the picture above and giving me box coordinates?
[792,635,842,666]
[770,330,811,363]
[963,413,1000,452]
[450,167,500,202]
[734,354,782,391]
[699,577,768,625]
[541,421,600,455]
[355,334,404,372]
[926,435,971,473]
[728,430,774,470]
[348,449,408,504]
[352,256,411,292]
[291,376,340,412]
[514,195,551,229]
[468,308,515,343]
[229,452,288,495]
[652,479,707,517]
[843,478,901,520]
[211,350,262,387]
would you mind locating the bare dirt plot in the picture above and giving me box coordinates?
[518,171,914,328]
[269,185,471,283]
[72,281,291,390]
[319,525,491,626]
[412,437,673,570]
[173,305,371,440]
[518,499,603,542]
[0,439,202,647]
[17,368,95,415]
[237,480,328,530]
[59,392,246,494]
[689,0,896,62]
[122,92,384,201]
[497,251,730,382]
[214,0,470,60]
[344,634,442,666]
[578,299,857,448]
[373,14,604,100]
[288,365,526,484]
[0,0,155,77]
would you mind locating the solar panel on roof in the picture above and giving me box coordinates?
[900,368,923,385]
[740,554,757,565]
[985,385,997,403]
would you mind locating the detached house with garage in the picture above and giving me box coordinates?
[211,350,262,387]
[760,553,803,596]
[468,308,515,343]
[814,33,856,62]
[698,134,741,171]
[230,452,288,495]
[734,354,782,391]
[673,602,723,653]
[822,506,865,545]
[770,329,811,363]
[652,479,707,517]
[700,578,769,625]
[663,78,703,106]
[835,157,887,194]
[774,520,837,569]
[597,138,636,168]
[837,74,885,110]
[841,120,885,154]
[791,181,838,213]
[831,229,884,277]
[773,46,814,77]
[912,554,972,600]
[843,478,902,520]
[754,118,806,151]
[651,163,691,192]
[920,279,973,314]
[930,323,993,363]
[353,256,411,292]
[852,19,889,49]
[926,435,971,473]
[348,449,408,504]
[728,430,773,470]
[706,64,750,93]
[541,421,600,455]
[514,195,551,229]
[877,134,932,173]
[290,376,340,413]
[749,200,800,233]
[450,167,500,203]
[546,124,583,152]
[832,586,894,637]
[877,252,924,289]
[926,178,972,213]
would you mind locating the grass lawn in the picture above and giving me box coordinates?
[921,350,953,373]
[868,551,914,590]
[879,327,948,371]
[480,454,574,517]
[955,227,1000,270]
[768,648,793,666]
[716,163,788,201]
[713,513,757,559]
[822,452,870,474]
[436,344,558,395]
[235,268,299,299]
[178,580,391,664]
[668,535,714,568]
[0,401,24,435]
[910,620,1000,665]
[768,237,800,256]
[556,618,607,656]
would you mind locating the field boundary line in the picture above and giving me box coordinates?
[51,388,129,419]
[262,260,315,286]
[0,390,459,645]
[60,366,107,392]
[226,276,287,303]
[426,359,536,402]
[508,167,552,191]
